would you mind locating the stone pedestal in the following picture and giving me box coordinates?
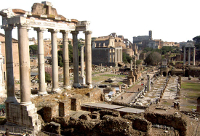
[6,102,41,132]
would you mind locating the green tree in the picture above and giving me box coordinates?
[193,36,200,49]
[45,72,51,83]
[144,52,161,65]
[123,52,132,63]
[58,50,63,67]
[29,45,38,55]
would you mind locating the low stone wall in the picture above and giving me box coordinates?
[144,112,187,136]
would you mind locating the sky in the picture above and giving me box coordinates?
[0,0,200,43]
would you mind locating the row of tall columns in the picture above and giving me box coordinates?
[183,47,195,66]
[4,26,93,104]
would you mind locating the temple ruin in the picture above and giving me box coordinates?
[0,1,92,132]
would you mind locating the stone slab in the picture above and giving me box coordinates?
[82,103,124,109]
[116,107,145,113]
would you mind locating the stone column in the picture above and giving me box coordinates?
[18,24,31,105]
[71,31,80,88]
[121,49,122,62]
[35,28,47,95]
[183,46,186,65]
[188,47,190,65]
[49,29,60,92]
[130,60,133,70]
[147,75,151,91]
[4,25,17,103]
[193,47,195,65]
[84,31,92,88]
[79,45,85,85]
[61,31,71,89]
[118,49,120,62]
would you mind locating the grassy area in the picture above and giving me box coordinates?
[92,76,107,82]
[101,74,126,78]
[181,82,200,91]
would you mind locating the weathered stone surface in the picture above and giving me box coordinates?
[99,109,120,119]
[144,112,187,136]
[123,115,152,132]
[44,122,61,134]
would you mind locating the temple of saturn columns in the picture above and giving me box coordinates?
[0,1,92,132]
[183,43,195,66]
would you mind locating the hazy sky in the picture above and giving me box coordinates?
[0,0,200,42]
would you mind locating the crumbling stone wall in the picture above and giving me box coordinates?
[41,104,59,122]
[56,110,148,136]
[144,112,187,136]
[123,115,151,133]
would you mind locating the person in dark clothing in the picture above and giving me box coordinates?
[5,128,9,136]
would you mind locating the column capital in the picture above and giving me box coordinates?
[34,27,46,32]
[48,29,60,33]
[2,24,13,31]
[60,30,70,34]
[71,31,79,35]
[84,31,92,34]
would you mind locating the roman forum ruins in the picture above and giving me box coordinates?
[0,1,92,131]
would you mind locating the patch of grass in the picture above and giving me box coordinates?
[101,74,126,78]
[162,101,171,106]
[186,105,196,110]
[181,82,200,91]
[92,76,107,82]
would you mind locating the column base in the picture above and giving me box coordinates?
[64,85,71,90]
[73,83,81,88]
[38,91,48,96]
[5,96,18,103]
[87,83,93,89]
[20,101,32,106]
[52,88,61,93]
[79,76,85,85]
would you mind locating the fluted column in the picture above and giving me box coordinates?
[18,24,31,105]
[188,47,190,65]
[71,31,80,88]
[193,47,195,65]
[4,25,17,103]
[84,31,92,88]
[48,29,59,92]
[35,28,47,95]
[183,46,186,65]
[61,30,71,89]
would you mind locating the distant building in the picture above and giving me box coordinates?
[0,33,20,81]
[92,33,133,66]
